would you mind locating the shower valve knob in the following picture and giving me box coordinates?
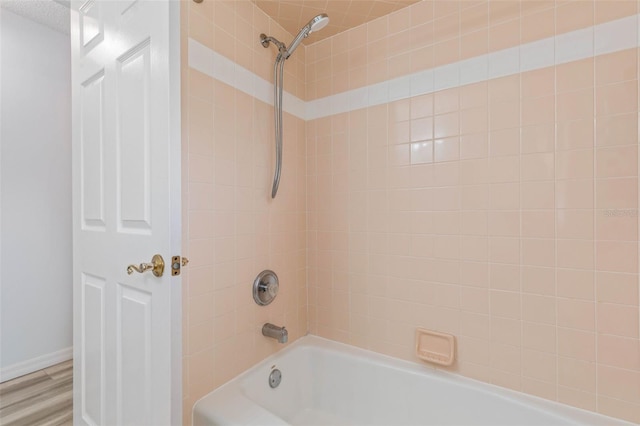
[253,270,279,306]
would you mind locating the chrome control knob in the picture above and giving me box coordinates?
[253,270,279,306]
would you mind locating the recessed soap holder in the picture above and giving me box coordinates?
[253,270,279,306]
[415,328,456,366]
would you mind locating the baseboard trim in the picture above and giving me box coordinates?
[0,347,73,382]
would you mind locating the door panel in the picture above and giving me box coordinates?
[116,40,151,231]
[79,0,102,54]
[117,285,152,425]
[81,273,105,425]
[80,70,106,230]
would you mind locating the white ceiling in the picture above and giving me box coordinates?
[1,0,70,35]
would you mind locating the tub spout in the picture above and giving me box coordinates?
[262,323,288,343]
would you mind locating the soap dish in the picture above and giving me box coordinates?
[415,328,456,366]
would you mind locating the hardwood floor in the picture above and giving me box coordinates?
[0,360,73,426]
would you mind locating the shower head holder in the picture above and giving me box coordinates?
[260,34,286,52]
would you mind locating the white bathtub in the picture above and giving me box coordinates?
[193,336,633,426]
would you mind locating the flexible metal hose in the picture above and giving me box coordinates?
[271,52,285,198]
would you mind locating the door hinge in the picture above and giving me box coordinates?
[171,256,189,276]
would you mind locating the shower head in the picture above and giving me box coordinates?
[284,13,330,59]
[308,13,330,33]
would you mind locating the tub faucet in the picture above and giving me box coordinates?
[262,323,288,343]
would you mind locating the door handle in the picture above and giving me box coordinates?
[127,254,165,277]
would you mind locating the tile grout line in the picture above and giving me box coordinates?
[484,0,493,384]
[592,0,599,411]
[638,15,640,411]
[551,2,557,404]
[517,1,524,395]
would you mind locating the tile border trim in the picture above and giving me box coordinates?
[188,13,639,121]
[188,38,307,120]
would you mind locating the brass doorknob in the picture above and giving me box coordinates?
[127,254,165,277]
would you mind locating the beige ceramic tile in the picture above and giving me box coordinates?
[183,2,640,424]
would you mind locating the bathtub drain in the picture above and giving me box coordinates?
[269,369,282,388]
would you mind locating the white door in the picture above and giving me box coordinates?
[70,1,181,425]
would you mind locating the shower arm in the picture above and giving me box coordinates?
[260,34,286,53]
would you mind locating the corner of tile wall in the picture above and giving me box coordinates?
[182,2,308,423]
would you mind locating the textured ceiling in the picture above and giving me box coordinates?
[253,0,420,45]
[1,0,70,35]
[1,0,417,44]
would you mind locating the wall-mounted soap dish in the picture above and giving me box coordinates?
[415,328,456,366]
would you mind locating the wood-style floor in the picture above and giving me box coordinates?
[0,360,73,426]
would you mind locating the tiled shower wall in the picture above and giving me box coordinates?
[181,0,640,424]
[181,1,307,423]
[306,1,640,423]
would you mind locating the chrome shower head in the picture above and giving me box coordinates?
[308,13,330,33]
[284,13,330,59]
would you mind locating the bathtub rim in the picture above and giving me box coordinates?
[192,334,636,426]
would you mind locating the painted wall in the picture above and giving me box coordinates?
[0,9,72,380]
[306,1,640,423]
[181,1,307,423]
